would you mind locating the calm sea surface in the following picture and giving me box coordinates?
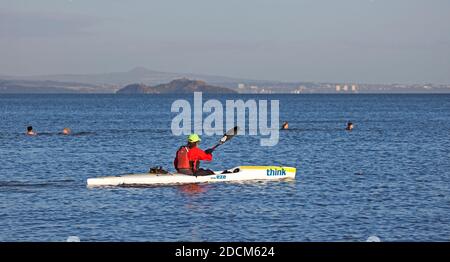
[0,94,449,241]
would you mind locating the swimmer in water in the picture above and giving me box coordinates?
[346,122,354,131]
[26,126,37,136]
[62,127,71,135]
[281,121,289,130]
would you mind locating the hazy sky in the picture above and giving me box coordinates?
[1,0,449,83]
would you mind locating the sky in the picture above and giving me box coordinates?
[1,0,449,84]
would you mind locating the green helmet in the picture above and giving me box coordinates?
[187,133,201,143]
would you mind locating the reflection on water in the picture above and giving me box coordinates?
[177,183,209,196]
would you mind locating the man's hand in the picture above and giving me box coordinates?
[205,148,214,155]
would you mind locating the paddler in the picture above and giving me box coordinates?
[174,134,214,176]
[26,126,37,136]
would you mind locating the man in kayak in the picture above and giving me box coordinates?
[174,134,214,176]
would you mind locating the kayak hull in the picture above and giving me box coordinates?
[87,166,296,187]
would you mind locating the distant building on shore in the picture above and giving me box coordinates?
[335,84,358,93]
[293,85,306,94]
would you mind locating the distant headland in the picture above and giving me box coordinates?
[116,78,237,94]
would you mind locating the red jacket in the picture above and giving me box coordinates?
[188,146,213,163]
[174,146,212,171]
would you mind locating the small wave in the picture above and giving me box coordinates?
[27,132,54,136]
[107,128,170,134]
[279,127,350,132]
[37,132,97,136]
[0,179,76,188]
[3,131,97,137]
[72,131,96,136]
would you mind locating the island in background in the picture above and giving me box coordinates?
[116,78,237,94]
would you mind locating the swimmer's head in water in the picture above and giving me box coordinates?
[346,122,354,130]
[282,122,289,129]
[62,128,71,135]
[26,126,36,135]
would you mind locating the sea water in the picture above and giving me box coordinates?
[0,94,449,241]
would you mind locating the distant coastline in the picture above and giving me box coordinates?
[1,67,450,94]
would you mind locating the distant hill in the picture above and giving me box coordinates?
[0,67,327,93]
[116,78,237,94]
[0,79,113,94]
[7,67,255,87]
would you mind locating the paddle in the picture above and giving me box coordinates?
[209,126,240,151]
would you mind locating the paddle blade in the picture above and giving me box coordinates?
[220,126,239,143]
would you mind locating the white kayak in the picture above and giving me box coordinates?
[87,166,296,187]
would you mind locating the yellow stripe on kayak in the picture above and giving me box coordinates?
[239,166,296,173]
